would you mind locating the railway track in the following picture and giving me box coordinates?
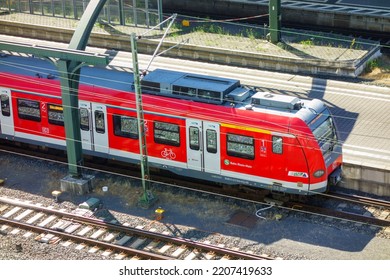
[1,141,390,228]
[329,192,390,209]
[287,192,390,228]
[0,196,273,260]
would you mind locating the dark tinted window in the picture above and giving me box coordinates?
[227,133,254,159]
[48,104,64,126]
[17,98,41,122]
[272,136,283,154]
[1,94,10,117]
[113,115,138,139]
[189,126,200,150]
[206,129,217,153]
[80,108,90,131]
[94,110,105,133]
[154,121,180,146]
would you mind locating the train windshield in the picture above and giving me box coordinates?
[312,116,337,156]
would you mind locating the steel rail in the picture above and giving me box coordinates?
[0,216,172,260]
[285,201,390,227]
[0,197,271,260]
[328,192,390,208]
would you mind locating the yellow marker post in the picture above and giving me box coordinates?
[155,208,165,221]
[51,190,62,202]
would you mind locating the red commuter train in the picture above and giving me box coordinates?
[0,54,342,195]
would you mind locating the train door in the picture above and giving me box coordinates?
[186,119,202,171]
[0,88,14,136]
[92,103,109,154]
[79,101,93,151]
[186,119,221,174]
[203,121,220,174]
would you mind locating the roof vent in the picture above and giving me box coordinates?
[251,92,302,110]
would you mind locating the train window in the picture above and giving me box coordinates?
[227,133,254,159]
[172,86,196,97]
[189,126,200,150]
[94,110,105,134]
[272,136,283,154]
[80,108,90,131]
[1,94,10,117]
[206,129,217,153]
[198,90,220,102]
[113,115,138,139]
[17,98,41,122]
[48,104,64,126]
[154,121,180,147]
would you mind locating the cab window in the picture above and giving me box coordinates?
[272,136,283,154]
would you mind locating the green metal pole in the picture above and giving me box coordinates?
[119,0,125,25]
[62,0,108,178]
[68,0,107,51]
[130,33,156,209]
[133,0,137,27]
[157,0,163,30]
[145,0,149,28]
[57,60,83,177]
[269,0,281,44]
[0,41,108,179]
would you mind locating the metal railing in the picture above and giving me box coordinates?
[0,0,163,27]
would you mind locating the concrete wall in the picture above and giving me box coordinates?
[342,163,390,198]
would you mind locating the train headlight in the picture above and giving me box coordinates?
[313,170,325,178]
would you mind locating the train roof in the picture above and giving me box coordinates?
[0,54,133,92]
[142,68,240,93]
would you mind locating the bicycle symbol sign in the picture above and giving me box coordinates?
[161,148,176,160]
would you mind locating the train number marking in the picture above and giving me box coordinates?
[288,171,308,178]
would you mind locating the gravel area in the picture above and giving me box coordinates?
[0,151,390,260]
[0,12,374,62]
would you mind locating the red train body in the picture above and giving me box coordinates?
[0,54,342,195]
